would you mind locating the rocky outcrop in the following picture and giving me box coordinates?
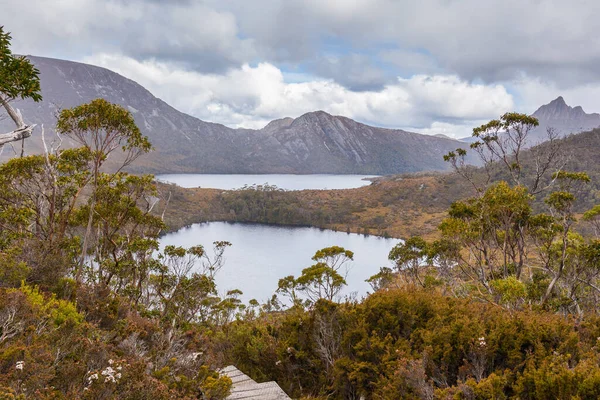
[530,96,600,143]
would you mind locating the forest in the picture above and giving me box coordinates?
[3,26,600,400]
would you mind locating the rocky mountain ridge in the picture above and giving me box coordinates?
[2,56,473,174]
[530,96,600,141]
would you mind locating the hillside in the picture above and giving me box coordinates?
[0,56,473,174]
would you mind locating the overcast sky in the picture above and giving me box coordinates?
[2,0,600,137]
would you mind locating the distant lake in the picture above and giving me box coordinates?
[155,174,378,191]
[159,222,398,303]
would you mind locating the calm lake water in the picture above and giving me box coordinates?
[160,222,399,303]
[155,174,378,191]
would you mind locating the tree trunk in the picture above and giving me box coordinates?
[0,97,35,146]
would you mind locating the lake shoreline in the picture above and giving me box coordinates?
[156,174,449,243]
[160,219,401,239]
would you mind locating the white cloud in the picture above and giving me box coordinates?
[84,53,513,137]
[511,77,600,115]
[411,122,479,139]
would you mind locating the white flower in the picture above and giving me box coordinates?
[117,365,122,371]
[478,337,487,347]
[275,360,282,366]
[101,366,115,376]
[99,364,121,384]
[108,359,114,365]
[15,361,24,371]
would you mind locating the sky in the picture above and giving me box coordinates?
[2,0,600,138]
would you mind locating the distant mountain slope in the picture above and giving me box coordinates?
[0,56,473,174]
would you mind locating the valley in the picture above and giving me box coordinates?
[158,124,600,257]
[5,15,600,399]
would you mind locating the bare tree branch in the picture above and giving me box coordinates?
[0,97,36,147]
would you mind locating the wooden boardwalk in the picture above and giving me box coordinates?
[221,365,291,400]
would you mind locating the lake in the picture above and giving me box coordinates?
[155,174,378,191]
[159,222,399,303]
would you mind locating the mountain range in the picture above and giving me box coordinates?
[1,56,598,175]
[0,56,473,174]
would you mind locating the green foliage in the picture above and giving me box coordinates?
[0,95,230,398]
[6,94,600,400]
[295,263,346,302]
[277,246,354,304]
[472,112,539,138]
[366,266,394,292]
[10,283,83,327]
[216,288,600,399]
[56,98,151,155]
[0,27,41,102]
[490,276,527,308]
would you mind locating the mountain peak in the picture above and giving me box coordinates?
[290,110,339,127]
[526,96,600,141]
[532,96,588,120]
[297,110,335,120]
[550,96,566,106]
[3,54,475,175]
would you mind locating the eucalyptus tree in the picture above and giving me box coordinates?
[56,99,152,282]
[278,246,354,304]
[444,113,566,198]
[0,26,41,149]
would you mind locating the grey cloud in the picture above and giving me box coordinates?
[215,0,600,87]
[4,0,600,89]
[308,54,394,91]
[379,49,441,77]
[1,0,255,73]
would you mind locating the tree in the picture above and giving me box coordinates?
[293,246,354,303]
[540,171,590,307]
[583,204,600,238]
[436,112,600,311]
[0,147,93,285]
[0,26,41,148]
[56,99,152,281]
[389,236,430,287]
[444,113,566,198]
